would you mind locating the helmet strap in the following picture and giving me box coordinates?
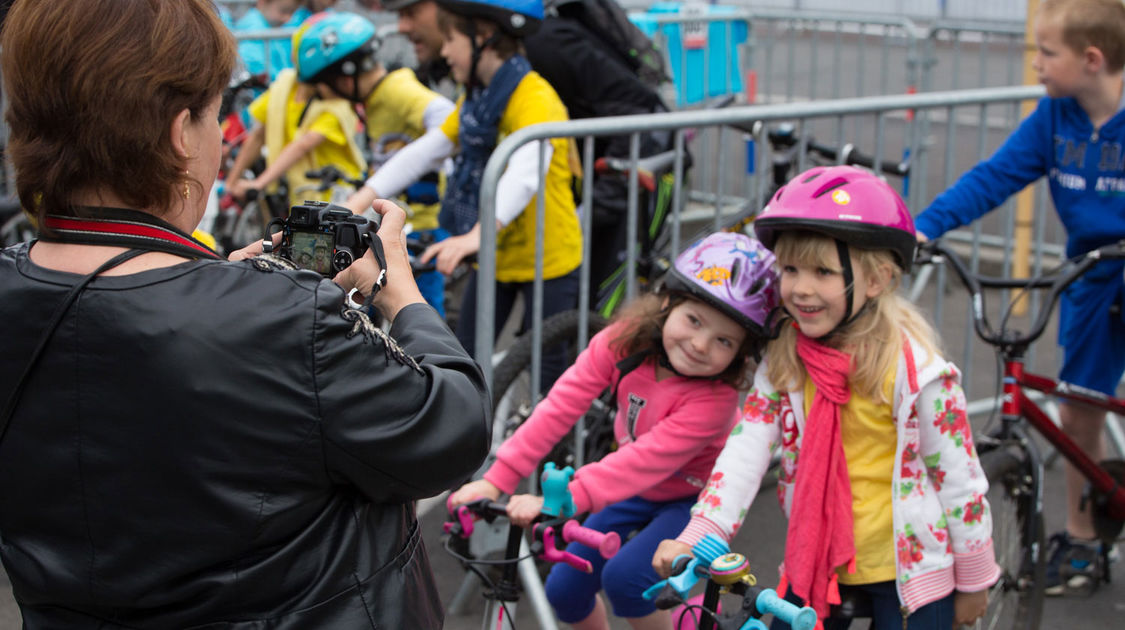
[836,239,854,322]
[817,239,869,342]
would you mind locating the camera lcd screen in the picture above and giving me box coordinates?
[290,231,334,276]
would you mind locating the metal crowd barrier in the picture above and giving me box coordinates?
[474,85,1049,403]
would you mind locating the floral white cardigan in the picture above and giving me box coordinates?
[676,335,1001,613]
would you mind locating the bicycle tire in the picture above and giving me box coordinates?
[231,198,271,250]
[977,430,1045,630]
[491,310,611,473]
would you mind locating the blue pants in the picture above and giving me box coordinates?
[770,582,954,630]
[409,228,447,318]
[545,495,695,623]
[455,268,579,387]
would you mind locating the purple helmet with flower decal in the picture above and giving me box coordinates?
[663,232,779,336]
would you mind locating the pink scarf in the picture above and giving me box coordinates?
[782,331,856,619]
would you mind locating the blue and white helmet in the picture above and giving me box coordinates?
[293,12,380,83]
[436,0,543,37]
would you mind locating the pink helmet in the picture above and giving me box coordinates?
[664,232,779,336]
[754,165,917,272]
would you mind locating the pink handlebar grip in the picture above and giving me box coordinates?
[563,520,621,559]
[541,545,594,573]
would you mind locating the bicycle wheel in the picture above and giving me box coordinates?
[230,198,271,250]
[491,310,612,473]
[977,429,1045,630]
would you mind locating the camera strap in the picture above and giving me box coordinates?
[1,209,222,447]
[39,207,224,260]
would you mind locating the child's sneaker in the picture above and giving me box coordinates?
[1044,531,1116,595]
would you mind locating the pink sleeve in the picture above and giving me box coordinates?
[567,383,738,514]
[483,325,621,494]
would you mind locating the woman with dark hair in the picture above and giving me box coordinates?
[0,1,489,628]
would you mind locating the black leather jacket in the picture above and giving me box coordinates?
[0,244,491,628]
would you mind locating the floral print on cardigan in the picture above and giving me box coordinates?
[675,336,1001,613]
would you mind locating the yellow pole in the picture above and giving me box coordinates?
[1011,0,1040,315]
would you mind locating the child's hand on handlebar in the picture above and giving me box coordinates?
[227,179,259,203]
[506,493,545,528]
[652,539,693,578]
[419,223,481,276]
[449,478,502,508]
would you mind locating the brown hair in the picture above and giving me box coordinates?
[1040,0,1125,71]
[765,232,940,402]
[1,0,237,223]
[609,292,760,389]
[436,9,522,61]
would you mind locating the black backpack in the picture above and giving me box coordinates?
[547,0,670,89]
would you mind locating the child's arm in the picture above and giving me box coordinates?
[565,383,740,515]
[914,362,1001,594]
[225,124,266,201]
[653,376,784,576]
[239,130,326,196]
[418,139,553,275]
[673,385,782,545]
[914,98,1052,240]
[481,324,621,496]
[345,127,451,215]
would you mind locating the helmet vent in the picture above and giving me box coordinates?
[730,257,741,287]
[811,177,849,199]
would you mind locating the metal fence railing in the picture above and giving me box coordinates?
[475,85,1050,403]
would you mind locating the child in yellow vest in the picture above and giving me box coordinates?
[297,11,457,315]
[224,16,366,210]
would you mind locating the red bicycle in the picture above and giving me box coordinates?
[916,239,1125,630]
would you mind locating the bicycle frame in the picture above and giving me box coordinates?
[1004,361,1125,522]
[922,238,1125,534]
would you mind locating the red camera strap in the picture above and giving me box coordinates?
[40,208,223,260]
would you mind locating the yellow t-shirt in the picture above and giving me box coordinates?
[803,371,897,585]
[440,71,582,283]
[365,68,443,231]
[249,81,364,207]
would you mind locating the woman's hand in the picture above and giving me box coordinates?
[334,199,425,321]
[652,539,694,578]
[954,589,988,627]
[419,223,481,276]
[227,230,281,262]
[449,479,502,508]
[505,494,545,528]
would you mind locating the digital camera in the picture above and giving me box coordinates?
[267,201,377,278]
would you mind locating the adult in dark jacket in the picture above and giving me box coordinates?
[0,1,490,628]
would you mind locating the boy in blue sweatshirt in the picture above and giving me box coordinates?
[914,0,1125,596]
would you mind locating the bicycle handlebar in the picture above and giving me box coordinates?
[915,239,1125,349]
[764,126,910,178]
[304,165,367,192]
[644,534,817,630]
[443,497,620,574]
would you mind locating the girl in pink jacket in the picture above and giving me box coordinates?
[450,232,779,630]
